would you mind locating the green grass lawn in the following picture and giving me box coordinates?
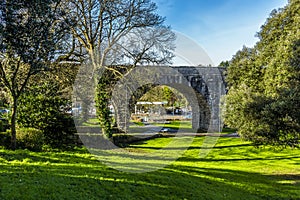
[82,118,100,126]
[153,120,191,128]
[0,136,299,199]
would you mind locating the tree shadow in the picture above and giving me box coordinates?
[177,155,300,162]
[0,148,299,199]
[129,142,252,151]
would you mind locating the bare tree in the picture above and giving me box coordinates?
[66,0,175,137]
[64,0,174,66]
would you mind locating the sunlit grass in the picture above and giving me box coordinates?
[152,120,195,133]
[0,136,299,199]
[82,118,100,126]
[130,120,145,126]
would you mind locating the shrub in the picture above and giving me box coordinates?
[18,83,79,149]
[43,114,78,149]
[0,120,4,132]
[0,118,9,132]
[0,131,11,148]
[15,128,44,151]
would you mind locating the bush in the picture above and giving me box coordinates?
[15,128,44,151]
[18,83,79,149]
[0,118,9,132]
[0,131,10,148]
[43,114,78,149]
[0,120,4,132]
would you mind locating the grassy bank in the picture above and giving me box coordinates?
[0,136,299,199]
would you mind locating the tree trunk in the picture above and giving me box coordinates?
[10,98,18,150]
[81,100,90,123]
[95,81,113,138]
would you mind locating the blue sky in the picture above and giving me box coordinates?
[153,0,288,65]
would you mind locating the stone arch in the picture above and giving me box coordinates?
[111,66,225,133]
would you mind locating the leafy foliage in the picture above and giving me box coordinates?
[15,128,44,151]
[0,0,70,149]
[0,132,10,148]
[224,0,300,147]
[95,75,114,138]
[219,60,230,68]
[0,119,9,132]
[17,82,78,149]
[139,86,188,107]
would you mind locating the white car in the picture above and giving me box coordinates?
[160,128,170,133]
[0,109,9,114]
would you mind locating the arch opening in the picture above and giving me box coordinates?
[113,82,211,134]
[130,85,192,133]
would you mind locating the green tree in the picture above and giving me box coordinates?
[17,62,78,148]
[0,0,70,149]
[224,0,300,147]
[139,86,187,107]
[219,60,230,68]
[140,86,168,102]
[18,81,77,149]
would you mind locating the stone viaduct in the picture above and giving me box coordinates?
[111,66,226,133]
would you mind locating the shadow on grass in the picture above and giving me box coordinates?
[165,165,300,199]
[0,150,97,165]
[177,155,300,163]
[0,148,299,200]
[130,143,253,150]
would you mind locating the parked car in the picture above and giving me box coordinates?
[183,114,192,120]
[159,127,177,133]
[0,109,9,115]
[160,128,169,133]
